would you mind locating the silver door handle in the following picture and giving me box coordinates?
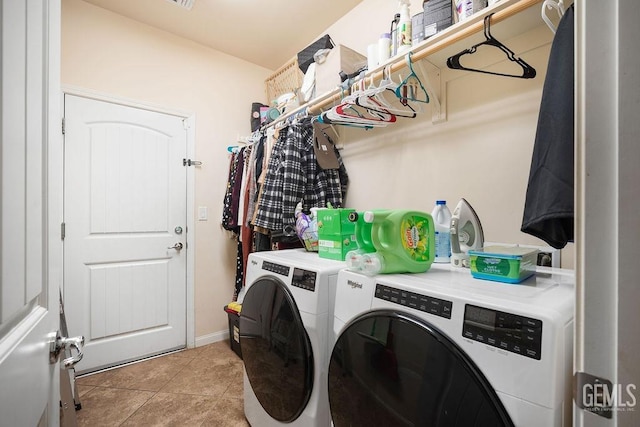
[168,242,183,250]
[50,331,85,369]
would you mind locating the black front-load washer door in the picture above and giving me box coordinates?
[328,310,515,427]
[239,276,314,423]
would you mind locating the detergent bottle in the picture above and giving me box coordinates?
[397,0,412,55]
[360,210,435,275]
[431,200,452,263]
[345,211,378,271]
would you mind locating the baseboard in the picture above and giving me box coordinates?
[194,330,229,348]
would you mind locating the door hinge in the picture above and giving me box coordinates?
[182,118,190,130]
[62,117,65,135]
[61,222,65,240]
[574,371,614,419]
[183,158,202,167]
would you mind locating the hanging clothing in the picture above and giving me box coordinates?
[234,241,243,299]
[237,146,252,230]
[251,126,288,232]
[240,145,258,286]
[221,151,241,232]
[227,148,246,231]
[521,5,574,249]
[222,144,264,294]
[246,135,265,227]
[223,119,349,293]
[252,120,349,234]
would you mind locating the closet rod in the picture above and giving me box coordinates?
[268,0,543,125]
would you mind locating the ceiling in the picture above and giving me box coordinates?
[81,0,364,70]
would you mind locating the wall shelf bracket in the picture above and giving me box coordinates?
[414,59,447,124]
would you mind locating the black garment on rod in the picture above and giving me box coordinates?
[521,5,574,249]
[222,150,245,233]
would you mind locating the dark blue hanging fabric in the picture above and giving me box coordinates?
[521,5,575,249]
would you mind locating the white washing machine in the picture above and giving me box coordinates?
[239,249,345,427]
[329,264,575,427]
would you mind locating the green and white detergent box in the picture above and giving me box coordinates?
[316,208,357,261]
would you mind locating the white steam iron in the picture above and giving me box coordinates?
[450,198,484,268]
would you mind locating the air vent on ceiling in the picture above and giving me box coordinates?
[165,0,195,10]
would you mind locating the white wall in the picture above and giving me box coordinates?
[319,0,575,268]
[61,0,271,341]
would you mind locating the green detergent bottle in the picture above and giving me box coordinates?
[345,211,378,271]
[360,210,435,275]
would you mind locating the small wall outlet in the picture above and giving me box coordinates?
[536,251,555,267]
[525,245,561,268]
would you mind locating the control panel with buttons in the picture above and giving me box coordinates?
[463,304,543,360]
[374,283,453,319]
[261,261,290,277]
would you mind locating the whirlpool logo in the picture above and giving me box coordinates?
[347,280,363,289]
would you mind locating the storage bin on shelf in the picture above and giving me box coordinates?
[315,45,367,96]
[264,57,304,105]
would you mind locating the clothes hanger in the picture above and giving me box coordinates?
[322,80,396,128]
[343,78,399,120]
[317,92,374,129]
[342,79,397,124]
[372,66,425,115]
[320,102,391,128]
[327,103,395,127]
[285,108,310,126]
[355,73,419,118]
[541,0,564,34]
[447,14,537,79]
[226,134,250,153]
[395,53,430,105]
[317,111,376,129]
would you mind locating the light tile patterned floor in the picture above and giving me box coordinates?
[74,341,249,427]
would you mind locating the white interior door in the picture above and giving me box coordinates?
[0,0,62,425]
[64,95,188,374]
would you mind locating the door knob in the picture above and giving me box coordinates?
[50,330,85,368]
[168,242,183,250]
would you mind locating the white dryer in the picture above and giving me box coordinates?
[329,264,575,427]
[239,249,345,427]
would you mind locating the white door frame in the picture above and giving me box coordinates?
[575,1,640,426]
[61,85,197,349]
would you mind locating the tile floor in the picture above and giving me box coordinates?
[74,341,249,427]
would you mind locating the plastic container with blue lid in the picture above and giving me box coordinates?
[468,245,538,284]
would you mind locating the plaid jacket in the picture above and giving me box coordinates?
[252,121,348,233]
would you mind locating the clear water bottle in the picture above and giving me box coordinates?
[431,200,452,263]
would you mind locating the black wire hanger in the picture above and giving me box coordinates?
[447,14,536,79]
